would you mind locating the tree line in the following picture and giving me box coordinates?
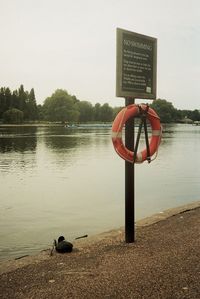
[38,89,118,123]
[0,85,200,124]
[150,99,200,123]
[0,86,121,124]
[0,85,38,123]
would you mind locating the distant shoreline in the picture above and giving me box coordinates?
[0,122,112,128]
[0,123,63,127]
[0,122,196,128]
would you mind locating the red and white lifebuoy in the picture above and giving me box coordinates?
[112,104,162,163]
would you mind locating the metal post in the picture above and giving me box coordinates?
[125,97,135,243]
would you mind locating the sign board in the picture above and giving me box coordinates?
[116,28,157,99]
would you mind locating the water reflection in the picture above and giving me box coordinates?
[0,126,37,135]
[0,137,37,153]
[1,124,200,260]
[41,128,112,174]
[44,133,92,150]
[0,126,37,153]
[43,127,111,151]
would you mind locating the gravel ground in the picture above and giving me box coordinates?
[0,202,200,299]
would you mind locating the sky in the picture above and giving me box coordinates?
[0,0,200,109]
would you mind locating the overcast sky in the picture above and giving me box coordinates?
[1,0,200,109]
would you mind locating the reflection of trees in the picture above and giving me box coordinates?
[0,127,112,172]
[0,127,37,153]
[160,124,176,146]
[44,135,91,150]
[0,127,37,173]
[42,128,112,171]
[44,128,110,150]
[44,130,96,154]
[0,137,37,153]
[1,126,37,135]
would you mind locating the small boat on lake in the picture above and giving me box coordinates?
[193,121,200,126]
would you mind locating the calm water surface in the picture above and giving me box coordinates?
[0,124,200,260]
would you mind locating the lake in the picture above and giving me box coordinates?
[0,124,200,260]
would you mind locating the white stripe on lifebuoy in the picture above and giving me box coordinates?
[111,131,122,138]
[152,130,161,136]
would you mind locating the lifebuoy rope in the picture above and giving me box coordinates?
[136,104,151,163]
[149,125,162,162]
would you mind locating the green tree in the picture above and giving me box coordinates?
[100,103,113,122]
[43,89,80,122]
[3,108,24,123]
[5,87,12,110]
[186,109,200,121]
[12,90,20,110]
[0,88,6,119]
[78,101,93,122]
[37,104,45,120]
[112,106,123,119]
[150,99,177,123]
[18,85,27,112]
[93,103,101,121]
[26,88,38,120]
[71,95,79,104]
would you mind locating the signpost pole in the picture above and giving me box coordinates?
[116,28,157,243]
[125,97,135,243]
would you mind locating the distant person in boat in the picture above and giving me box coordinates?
[54,236,73,253]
